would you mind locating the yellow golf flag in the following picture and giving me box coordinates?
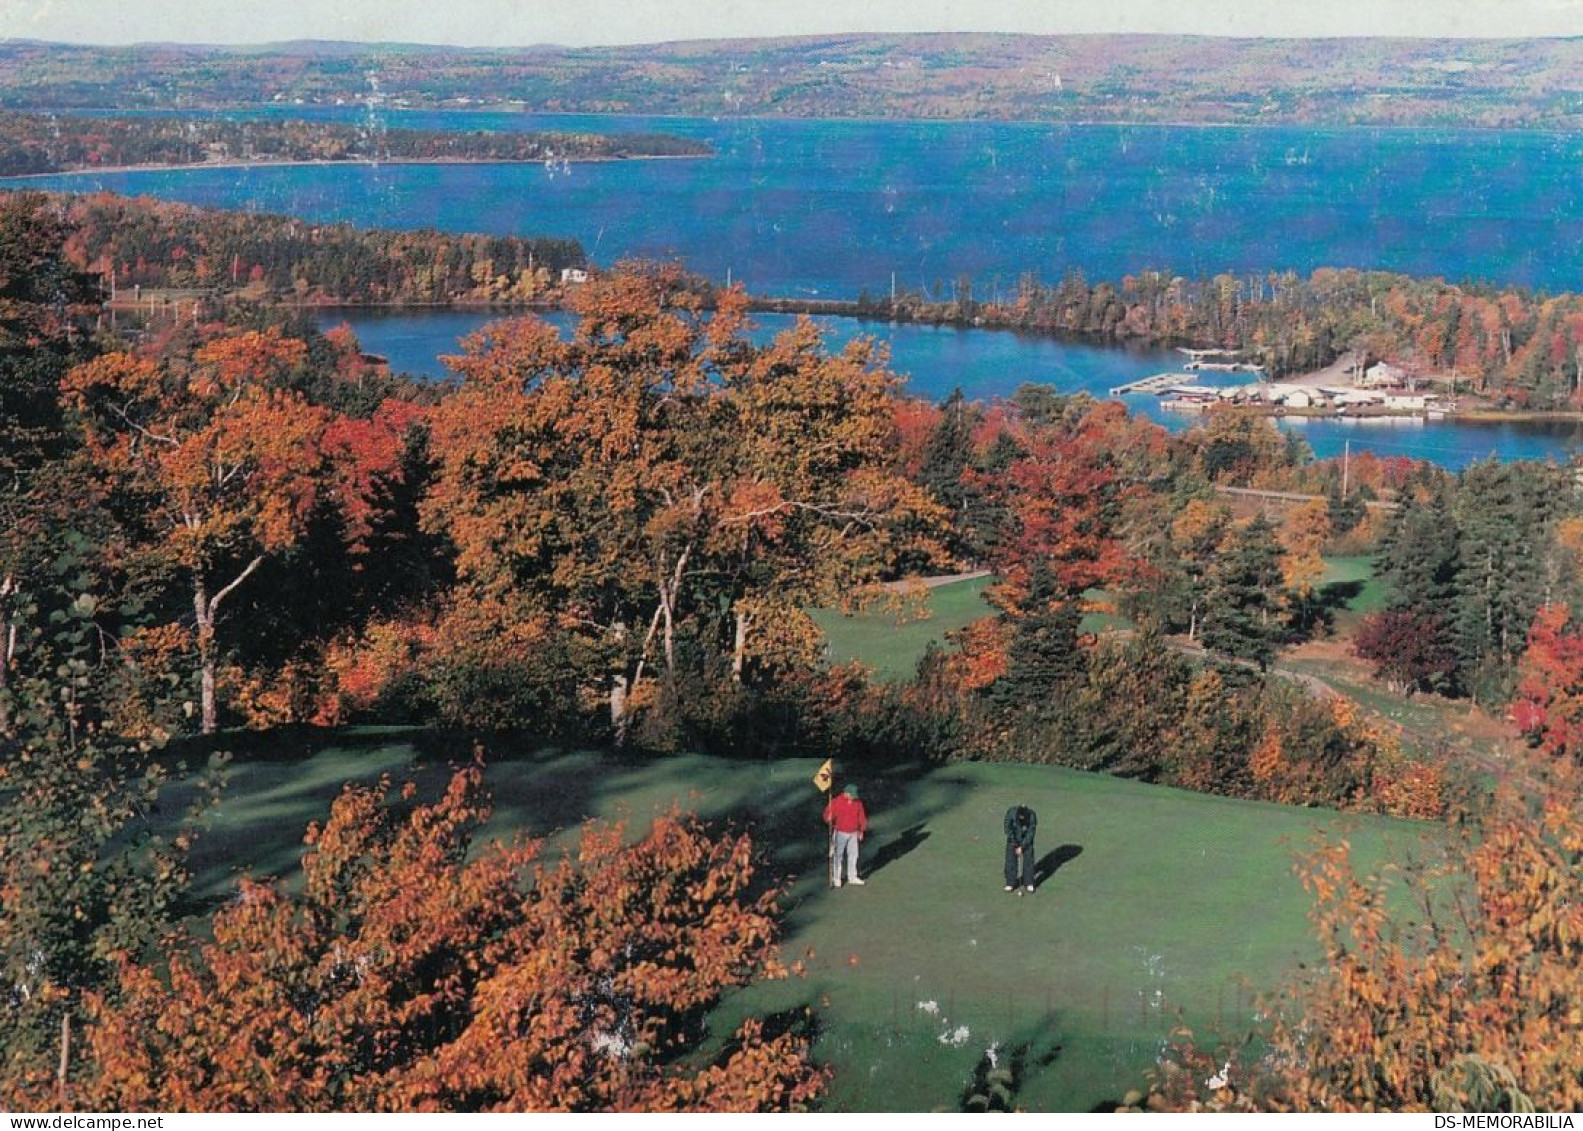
[812,758,833,793]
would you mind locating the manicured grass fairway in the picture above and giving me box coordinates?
[809,577,997,682]
[167,732,1440,1112]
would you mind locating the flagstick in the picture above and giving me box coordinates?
[813,758,835,889]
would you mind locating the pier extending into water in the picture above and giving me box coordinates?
[1109,372,1192,396]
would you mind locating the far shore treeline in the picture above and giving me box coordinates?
[8,35,1583,129]
[0,111,711,176]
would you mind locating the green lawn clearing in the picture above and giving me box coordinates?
[1320,555,1387,615]
[811,577,1128,683]
[162,730,1444,1112]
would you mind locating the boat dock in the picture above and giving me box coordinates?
[1109,372,1192,396]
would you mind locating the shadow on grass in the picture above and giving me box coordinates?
[1033,844,1083,889]
[759,763,973,936]
[865,822,931,876]
[959,1014,1065,1111]
[172,729,624,907]
[1317,579,1365,611]
[161,726,971,931]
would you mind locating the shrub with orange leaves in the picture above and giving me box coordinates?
[317,614,436,725]
[76,765,825,1113]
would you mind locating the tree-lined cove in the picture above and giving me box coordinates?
[316,306,1581,468]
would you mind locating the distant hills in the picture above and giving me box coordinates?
[4,34,1583,127]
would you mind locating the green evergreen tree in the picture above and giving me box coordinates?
[960,429,1022,562]
[989,562,1087,713]
[1325,482,1367,536]
[918,388,978,558]
[1451,461,1573,702]
[1376,488,1460,610]
[1064,623,1192,779]
[1200,515,1285,671]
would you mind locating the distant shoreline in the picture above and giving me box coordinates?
[0,152,707,180]
[19,104,1582,137]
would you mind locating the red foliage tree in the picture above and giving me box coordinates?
[60,329,331,732]
[1353,608,1459,697]
[1511,603,1583,759]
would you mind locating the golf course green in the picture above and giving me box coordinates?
[166,730,1442,1112]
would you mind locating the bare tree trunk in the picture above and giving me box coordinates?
[194,579,217,735]
[57,1011,70,1109]
[193,556,264,736]
[732,605,750,682]
[655,543,692,683]
[0,572,16,734]
[610,605,663,744]
[609,673,629,739]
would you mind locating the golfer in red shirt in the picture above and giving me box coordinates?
[823,783,868,887]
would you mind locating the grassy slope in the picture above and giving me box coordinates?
[809,578,995,683]
[168,732,1440,1112]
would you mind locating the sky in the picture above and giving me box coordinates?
[3,0,1582,46]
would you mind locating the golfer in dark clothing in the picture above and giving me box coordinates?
[1004,804,1037,892]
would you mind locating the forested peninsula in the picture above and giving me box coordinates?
[55,191,584,304]
[0,112,710,176]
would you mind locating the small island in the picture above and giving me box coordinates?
[0,112,712,176]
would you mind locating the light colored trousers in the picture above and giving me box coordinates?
[831,830,861,884]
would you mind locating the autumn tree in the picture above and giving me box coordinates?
[1353,608,1459,697]
[986,399,1146,602]
[1510,603,1583,759]
[61,328,332,732]
[1167,497,1233,641]
[1278,498,1331,632]
[77,766,824,1113]
[718,317,947,685]
[424,267,944,737]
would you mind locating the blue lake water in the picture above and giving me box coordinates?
[15,108,1583,466]
[317,307,1583,469]
[24,109,1583,295]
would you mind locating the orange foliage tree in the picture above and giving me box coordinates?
[60,329,330,733]
[1277,498,1332,630]
[978,399,1154,608]
[75,765,824,1112]
[1511,604,1583,760]
[423,266,944,737]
